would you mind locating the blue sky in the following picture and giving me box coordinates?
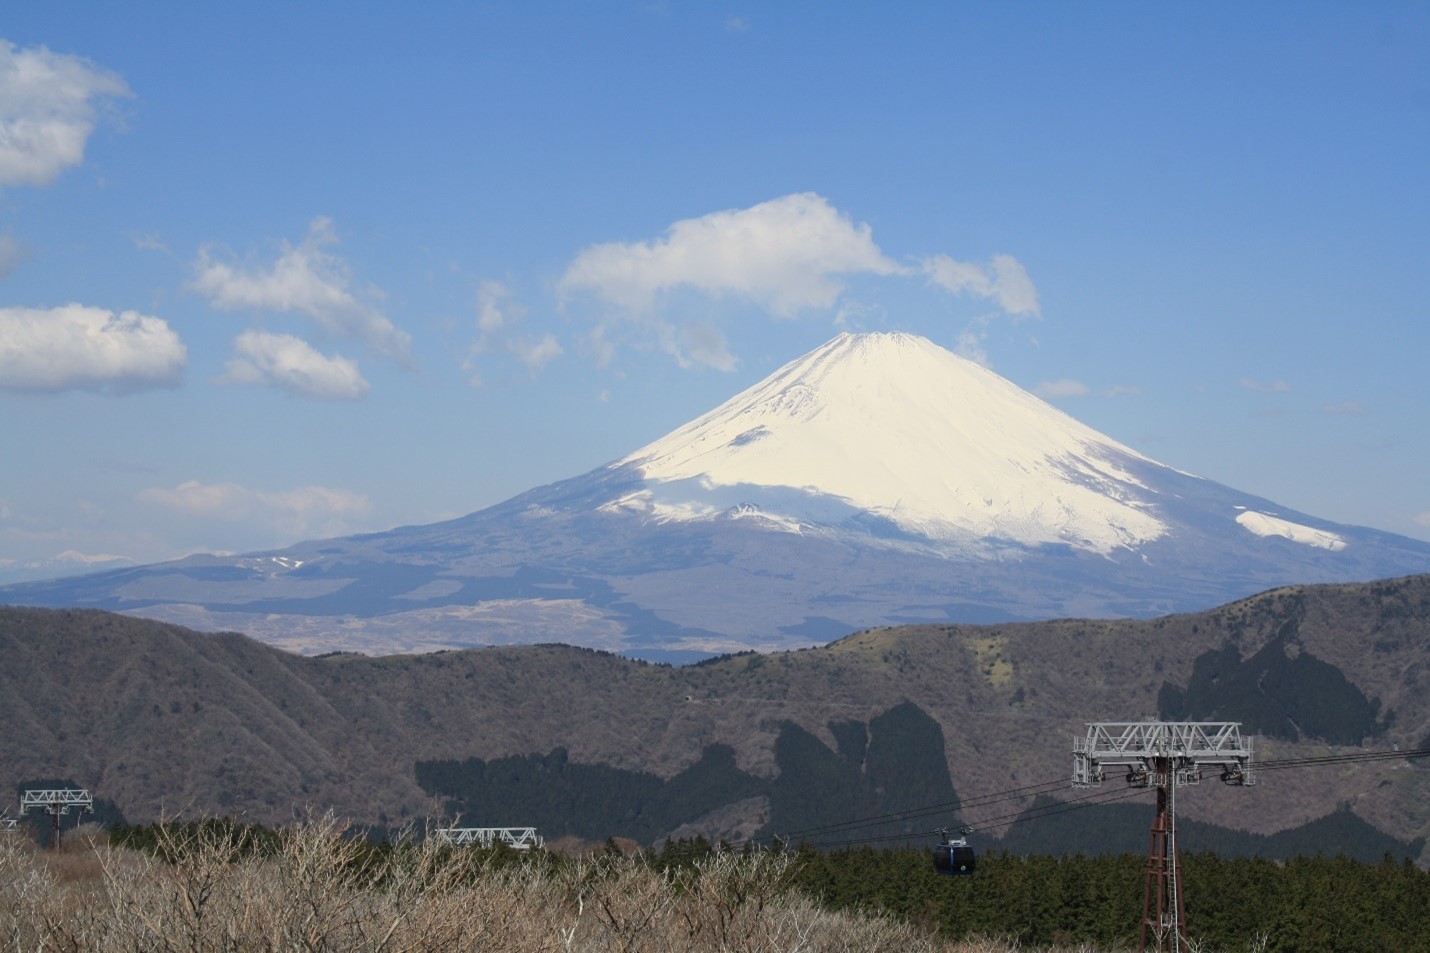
[1,2,1427,575]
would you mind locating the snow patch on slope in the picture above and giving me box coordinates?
[616,331,1171,554]
[1236,510,1347,551]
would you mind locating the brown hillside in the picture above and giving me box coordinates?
[1,575,1427,859]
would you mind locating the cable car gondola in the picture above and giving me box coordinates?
[931,826,975,876]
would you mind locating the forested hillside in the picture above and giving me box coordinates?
[2,574,1428,863]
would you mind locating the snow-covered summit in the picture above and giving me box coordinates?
[612,331,1170,554]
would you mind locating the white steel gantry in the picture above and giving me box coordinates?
[1073,722,1255,788]
[1073,723,1253,953]
[431,827,543,850]
[20,789,93,850]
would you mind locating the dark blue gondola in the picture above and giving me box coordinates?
[932,826,976,876]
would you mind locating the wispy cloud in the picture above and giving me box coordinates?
[0,304,185,394]
[509,333,564,374]
[0,234,25,277]
[725,16,750,32]
[463,280,563,383]
[953,322,991,366]
[1321,401,1369,416]
[660,320,737,372]
[131,232,169,253]
[1034,378,1090,399]
[922,253,1040,317]
[0,39,131,188]
[922,252,1040,367]
[582,325,616,368]
[190,217,412,361]
[139,480,374,540]
[475,278,513,333]
[1240,378,1292,393]
[217,330,368,400]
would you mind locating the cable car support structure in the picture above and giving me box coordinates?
[1073,722,1253,953]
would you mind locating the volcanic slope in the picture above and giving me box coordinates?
[5,332,1429,657]
[2,575,1427,862]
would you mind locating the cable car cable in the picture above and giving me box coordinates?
[777,775,1071,840]
[802,787,1150,851]
[798,786,1150,851]
[1257,746,1429,770]
[733,745,1428,853]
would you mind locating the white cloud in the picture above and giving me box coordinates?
[190,217,412,361]
[557,193,1046,372]
[559,192,904,318]
[725,16,750,31]
[0,39,131,188]
[509,333,564,374]
[832,298,886,330]
[0,303,185,393]
[132,232,168,253]
[1240,378,1292,393]
[1321,401,1369,416]
[139,480,374,540]
[1103,385,1142,398]
[990,254,1039,316]
[476,279,514,333]
[662,321,736,371]
[922,252,1041,317]
[953,325,990,367]
[923,255,989,297]
[1416,511,1430,531]
[218,330,368,400]
[1034,378,1090,399]
[463,280,562,382]
[584,325,616,368]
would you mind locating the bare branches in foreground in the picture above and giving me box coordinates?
[0,815,1041,952]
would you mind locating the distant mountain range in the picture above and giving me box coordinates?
[4,332,1428,659]
[2,576,1427,861]
[0,551,136,586]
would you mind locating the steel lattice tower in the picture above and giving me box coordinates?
[1073,722,1253,953]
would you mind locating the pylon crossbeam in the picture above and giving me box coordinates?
[1073,722,1253,787]
[432,827,543,850]
[20,789,93,814]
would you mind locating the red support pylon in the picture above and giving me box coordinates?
[1140,757,1187,952]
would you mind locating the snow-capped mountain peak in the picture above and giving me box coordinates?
[613,331,1169,554]
[7,330,1430,658]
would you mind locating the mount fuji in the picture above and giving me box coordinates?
[6,332,1429,660]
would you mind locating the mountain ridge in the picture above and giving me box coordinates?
[2,574,1427,861]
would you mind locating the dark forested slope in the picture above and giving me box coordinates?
[2,574,1427,860]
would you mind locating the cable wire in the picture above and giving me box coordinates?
[778,775,1071,840]
[798,786,1151,851]
[747,745,1428,852]
[1257,746,1429,771]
